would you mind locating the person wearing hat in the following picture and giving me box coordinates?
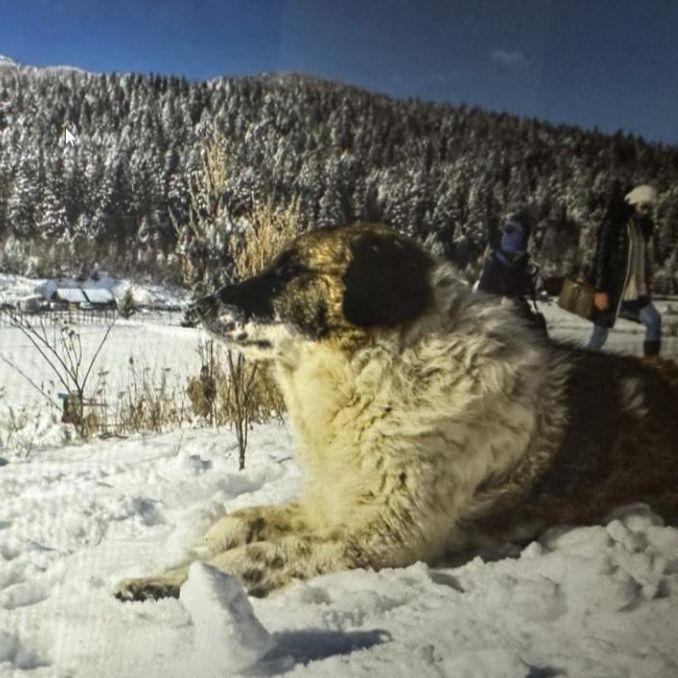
[476,210,547,335]
[586,184,662,356]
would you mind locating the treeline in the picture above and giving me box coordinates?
[1,65,678,290]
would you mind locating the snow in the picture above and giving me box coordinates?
[0,319,202,454]
[52,286,88,304]
[1,289,678,677]
[180,563,276,674]
[0,53,91,75]
[0,273,188,310]
[1,426,677,677]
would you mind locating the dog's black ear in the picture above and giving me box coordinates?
[342,232,433,327]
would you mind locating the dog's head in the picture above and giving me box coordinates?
[193,222,435,357]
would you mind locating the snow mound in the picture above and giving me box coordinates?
[179,562,275,674]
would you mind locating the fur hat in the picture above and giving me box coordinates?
[625,184,657,206]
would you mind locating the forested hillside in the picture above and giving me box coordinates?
[1,61,678,290]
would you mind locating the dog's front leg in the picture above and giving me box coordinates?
[202,505,434,597]
[197,502,308,557]
[203,533,352,597]
[114,502,309,602]
[114,532,343,601]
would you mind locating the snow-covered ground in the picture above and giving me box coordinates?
[1,283,678,678]
[0,273,195,452]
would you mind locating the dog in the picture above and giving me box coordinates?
[116,221,678,601]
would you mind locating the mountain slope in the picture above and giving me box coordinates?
[0,59,677,289]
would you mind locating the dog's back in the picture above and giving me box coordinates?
[473,345,678,541]
[543,348,678,518]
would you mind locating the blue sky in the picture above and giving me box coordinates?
[2,0,677,144]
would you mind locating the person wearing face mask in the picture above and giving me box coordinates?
[476,209,546,335]
[586,184,662,356]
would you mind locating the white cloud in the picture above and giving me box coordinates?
[491,49,527,66]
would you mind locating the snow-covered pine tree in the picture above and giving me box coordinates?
[117,288,136,318]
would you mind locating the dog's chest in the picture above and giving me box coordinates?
[276,352,352,453]
[276,354,382,514]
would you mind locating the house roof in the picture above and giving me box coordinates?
[38,281,116,305]
[83,288,115,304]
[55,288,88,304]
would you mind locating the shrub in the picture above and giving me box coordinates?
[108,358,190,435]
[117,288,137,319]
[178,135,296,467]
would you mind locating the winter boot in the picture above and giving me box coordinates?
[643,340,661,358]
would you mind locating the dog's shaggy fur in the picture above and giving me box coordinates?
[116,222,678,601]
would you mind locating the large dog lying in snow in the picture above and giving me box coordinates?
[116,221,678,601]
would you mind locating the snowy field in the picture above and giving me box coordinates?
[0,319,203,451]
[1,278,678,678]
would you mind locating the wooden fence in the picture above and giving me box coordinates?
[0,306,183,328]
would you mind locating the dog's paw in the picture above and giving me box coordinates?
[114,574,183,602]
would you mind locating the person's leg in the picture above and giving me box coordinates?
[639,301,662,356]
[585,322,608,350]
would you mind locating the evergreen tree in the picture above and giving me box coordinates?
[117,288,136,318]
[0,64,676,289]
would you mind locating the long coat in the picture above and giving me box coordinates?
[589,201,654,328]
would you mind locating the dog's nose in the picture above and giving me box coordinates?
[192,294,219,320]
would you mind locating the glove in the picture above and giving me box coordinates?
[594,292,609,311]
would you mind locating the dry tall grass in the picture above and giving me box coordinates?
[179,134,298,467]
[231,200,300,278]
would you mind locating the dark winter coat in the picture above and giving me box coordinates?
[589,201,654,328]
[478,251,534,299]
[477,249,547,335]
[478,218,535,298]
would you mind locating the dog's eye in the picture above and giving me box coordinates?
[275,263,294,278]
[273,257,303,280]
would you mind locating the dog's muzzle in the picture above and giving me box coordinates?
[191,294,219,322]
[190,294,242,334]
[190,277,279,351]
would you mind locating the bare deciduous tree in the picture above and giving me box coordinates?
[1,307,115,437]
